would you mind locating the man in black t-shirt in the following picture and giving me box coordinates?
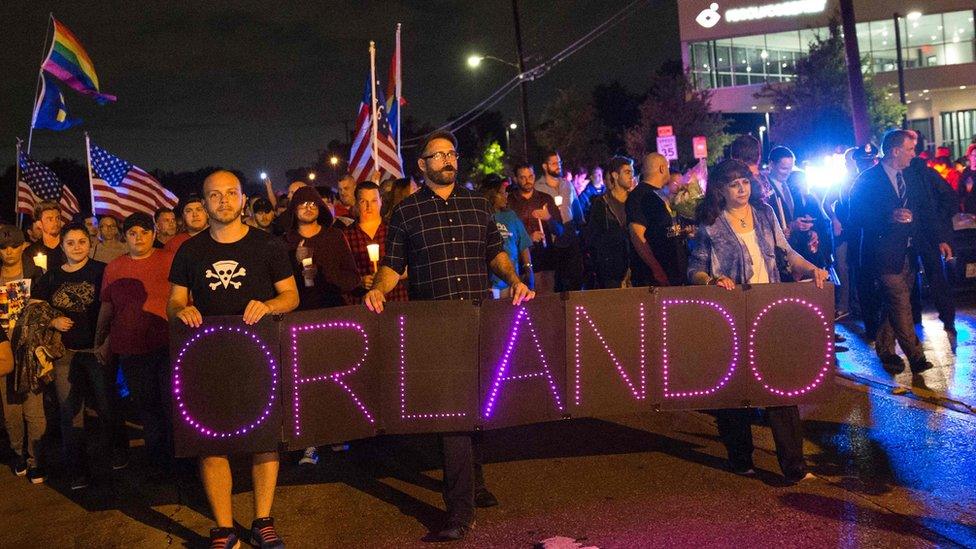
[168,170,298,549]
[24,201,65,274]
[627,153,687,286]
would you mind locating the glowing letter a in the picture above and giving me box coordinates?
[482,307,564,420]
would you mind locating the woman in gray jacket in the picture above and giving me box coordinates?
[688,159,828,482]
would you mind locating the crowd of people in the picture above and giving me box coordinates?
[1,127,973,547]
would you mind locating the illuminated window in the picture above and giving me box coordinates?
[688,9,976,90]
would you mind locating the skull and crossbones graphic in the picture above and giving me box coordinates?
[206,260,247,290]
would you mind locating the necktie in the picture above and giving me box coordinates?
[896,171,906,200]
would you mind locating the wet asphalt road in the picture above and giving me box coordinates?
[3,302,976,548]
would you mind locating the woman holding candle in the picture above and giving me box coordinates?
[281,186,360,311]
[343,182,408,303]
[32,222,127,489]
[687,159,828,483]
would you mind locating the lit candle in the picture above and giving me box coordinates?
[554,195,564,207]
[366,243,380,273]
[33,252,47,271]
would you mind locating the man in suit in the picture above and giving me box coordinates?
[850,129,953,374]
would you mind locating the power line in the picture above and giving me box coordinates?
[402,0,654,147]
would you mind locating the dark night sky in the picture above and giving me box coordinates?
[0,1,679,189]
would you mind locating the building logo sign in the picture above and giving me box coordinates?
[696,3,722,28]
[696,0,827,28]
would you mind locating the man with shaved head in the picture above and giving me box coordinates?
[626,152,687,286]
[167,170,299,548]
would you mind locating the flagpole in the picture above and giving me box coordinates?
[27,14,55,154]
[84,132,96,216]
[395,23,402,159]
[369,41,379,180]
[14,139,23,228]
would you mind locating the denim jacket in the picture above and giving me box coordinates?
[687,203,804,284]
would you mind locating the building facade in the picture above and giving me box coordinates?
[678,0,976,157]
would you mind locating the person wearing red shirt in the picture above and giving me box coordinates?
[164,194,208,253]
[95,212,175,469]
[343,182,408,303]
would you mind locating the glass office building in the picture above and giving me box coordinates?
[688,10,975,90]
[679,1,976,158]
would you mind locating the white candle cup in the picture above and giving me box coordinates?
[33,253,47,271]
[366,243,380,263]
[554,195,564,207]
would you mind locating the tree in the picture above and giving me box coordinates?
[471,141,506,181]
[755,21,906,158]
[592,81,643,156]
[535,88,609,169]
[625,65,731,167]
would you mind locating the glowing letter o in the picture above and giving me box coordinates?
[172,325,279,438]
[748,298,832,396]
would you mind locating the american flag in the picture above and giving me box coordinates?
[17,151,81,221]
[89,142,178,219]
[349,77,403,182]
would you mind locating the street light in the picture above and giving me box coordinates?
[467,52,530,158]
[308,172,316,181]
[329,155,339,167]
[505,122,519,151]
[466,53,519,70]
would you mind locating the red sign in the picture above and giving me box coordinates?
[657,125,674,137]
[693,136,708,159]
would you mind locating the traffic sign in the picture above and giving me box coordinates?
[657,126,673,137]
[693,136,708,159]
[656,135,678,161]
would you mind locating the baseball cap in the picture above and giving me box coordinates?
[420,129,458,156]
[252,197,274,213]
[0,224,25,248]
[122,212,155,233]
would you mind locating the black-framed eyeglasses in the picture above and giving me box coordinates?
[422,150,460,162]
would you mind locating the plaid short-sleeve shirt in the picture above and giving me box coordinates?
[383,184,504,301]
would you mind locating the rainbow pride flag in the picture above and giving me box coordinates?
[41,18,116,104]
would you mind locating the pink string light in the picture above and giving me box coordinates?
[748,297,833,396]
[290,322,375,437]
[482,307,564,420]
[172,326,278,439]
[573,303,646,406]
[398,315,467,420]
[661,299,739,398]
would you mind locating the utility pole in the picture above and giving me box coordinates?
[511,0,532,160]
[839,0,872,145]
[892,12,909,129]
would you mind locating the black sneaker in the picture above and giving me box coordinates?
[435,520,474,541]
[249,517,284,549]
[70,474,90,490]
[910,360,934,375]
[27,467,46,484]
[208,527,240,549]
[474,488,499,508]
[111,448,129,470]
[878,353,905,373]
[11,459,27,477]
